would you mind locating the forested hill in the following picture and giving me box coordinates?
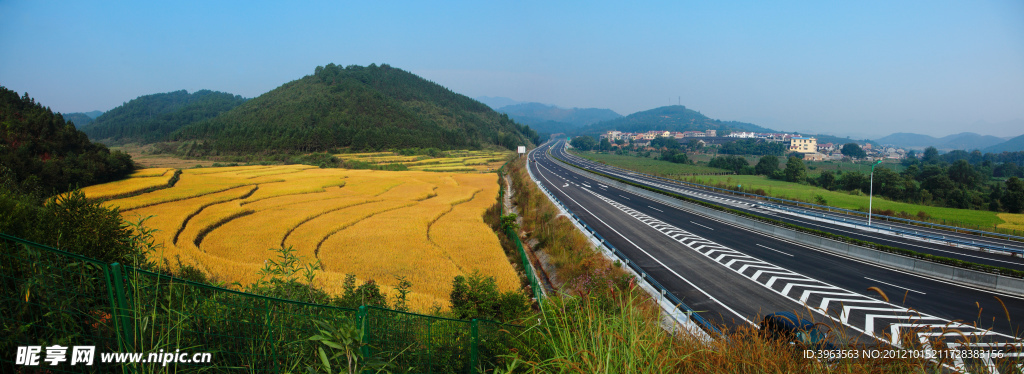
[171,63,540,154]
[578,105,774,135]
[0,86,133,195]
[82,90,247,144]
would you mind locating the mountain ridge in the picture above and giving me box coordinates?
[577,105,774,135]
[82,89,247,144]
[170,63,539,154]
[875,132,1007,151]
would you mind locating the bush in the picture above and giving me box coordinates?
[450,271,530,322]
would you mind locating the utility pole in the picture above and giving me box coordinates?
[868,159,883,226]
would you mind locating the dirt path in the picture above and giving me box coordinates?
[502,174,559,296]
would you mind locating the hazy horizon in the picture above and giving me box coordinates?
[2,1,1022,138]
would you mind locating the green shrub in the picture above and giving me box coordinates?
[450,271,530,322]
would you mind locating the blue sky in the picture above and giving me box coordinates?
[2,1,1022,138]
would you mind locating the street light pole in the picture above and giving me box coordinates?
[868,159,883,226]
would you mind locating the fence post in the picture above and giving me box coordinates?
[358,306,370,365]
[265,298,277,373]
[470,319,479,374]
[108,263,134,353]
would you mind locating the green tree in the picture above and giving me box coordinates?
[660,149,690,164]
[947,160,980,188]
[817,170,836,190]
[755,155,780,176]
[1003,177,1024,213]
[784,156,807,183]
[599,138,612,152]
[922,146,940,164]
[840,143,866,159]
[570,136,598,151]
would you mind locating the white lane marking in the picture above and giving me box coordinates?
[648,206,664,213]
[532,158,752,325]
[690,221,713,230]
[864,277,926,295]
[584,190,1020,344]
[757,244,793,257]
[618,195,630,200]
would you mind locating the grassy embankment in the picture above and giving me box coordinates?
[497,155,941,373]
[575,150,1024,233]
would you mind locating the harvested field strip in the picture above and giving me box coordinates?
[239,175,348,205]
[102,174,270,211]
[412,166,477,172]
[193,209,255,249]
[181,165,274,175]
[282,200,417,260]
[172,185,259,245]
[997,213,1024,231]
[313,202,423,256]
[201,197,376,264]
[241,187,351,211]
[129,168,173,177]
[80,171,177,200]
[318,203,460,307]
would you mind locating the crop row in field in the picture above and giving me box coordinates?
[93,165,516,311]
[335,150,513,172]
[79,171,177,200]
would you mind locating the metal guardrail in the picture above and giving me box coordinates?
[758,203,1024,256]
[557,146,1024,249]
[527,149,723,336]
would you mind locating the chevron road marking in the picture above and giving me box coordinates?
[579,187,1023,372]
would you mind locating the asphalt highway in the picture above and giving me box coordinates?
[550,143,1024,272]
[528,140,1023,356]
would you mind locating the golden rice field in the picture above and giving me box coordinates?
[997,213,1024,231]
[335,150,512,172]
[89,165,518,311]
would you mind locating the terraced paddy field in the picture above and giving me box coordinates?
[87,165,518,311]
[335,150,513,172]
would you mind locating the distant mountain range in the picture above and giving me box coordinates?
[578,105,775,135]
[475,96,524,110]
[984,133,1024,153]
[496,102,621,135]
[874,132,1012,151]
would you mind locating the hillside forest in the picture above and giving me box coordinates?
[170,63,540,155]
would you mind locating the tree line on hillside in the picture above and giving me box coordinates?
[1,87,134,196]
[747,153,1024,213]
[579,133,1024,213]
[718,139,787,156]
[83,90,248,143]
[170,64,539,155]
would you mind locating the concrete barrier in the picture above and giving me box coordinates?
[554,157,1024,296]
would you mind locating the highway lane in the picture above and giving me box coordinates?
[550,143,1024,271]
[528,141,1023,354]
[554,142,1024,252]
[554,143,1024,254]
